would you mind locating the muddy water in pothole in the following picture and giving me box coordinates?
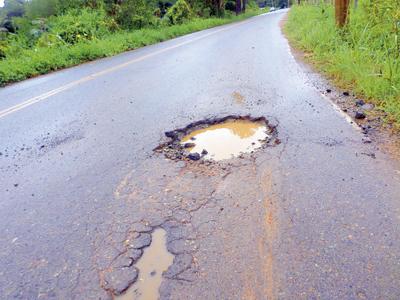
[116,228,174,300]
[181,119,269,161]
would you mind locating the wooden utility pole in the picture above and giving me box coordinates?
[335,0,350,27]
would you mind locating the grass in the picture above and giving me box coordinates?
[0,10,262,86]
[284,3,400,126]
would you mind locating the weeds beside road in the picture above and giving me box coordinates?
[285,2,400,126]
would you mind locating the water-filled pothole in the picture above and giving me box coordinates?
[116,228,174,300]
[181,119,268,160]
[156,116,277,161]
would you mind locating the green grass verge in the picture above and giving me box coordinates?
[0,10,263,86]
[284,4,400,125]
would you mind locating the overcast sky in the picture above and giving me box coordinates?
[0,0,4,8]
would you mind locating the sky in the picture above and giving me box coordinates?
[0,0,3,8]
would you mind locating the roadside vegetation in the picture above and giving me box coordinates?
[0,0,264,86]
[285,1,400,125]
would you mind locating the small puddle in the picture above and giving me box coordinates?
[116,228,174,300]
[180,119,269,161]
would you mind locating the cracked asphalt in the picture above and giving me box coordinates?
[1,9,400,300]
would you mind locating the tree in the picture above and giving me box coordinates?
[207,0,224,16]
[185,0,225,17]
[115,0,153,29]
[335,0,349,27]
[235,0,240,15]
[3,0,25,18]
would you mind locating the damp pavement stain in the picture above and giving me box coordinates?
[116,228,174,300]
[232,92,245,104]
[180,119,270,161]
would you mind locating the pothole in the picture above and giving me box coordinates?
[156,116,278,161]
[116,228,174,300]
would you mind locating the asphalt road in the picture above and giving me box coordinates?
[1,9,400,300]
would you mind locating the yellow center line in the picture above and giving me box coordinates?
[0,18,254,120]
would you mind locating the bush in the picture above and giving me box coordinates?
[36,32,64,47]
[115,0,153,30]
[155,1,173,18]
[185,0,210,17]
[49,9,112,44]
[201,7,212,18]
[247,0,258,9]
[225,1,236,12]
[0,26,10,57]
[165,0,193,25]
[0,41,8,59]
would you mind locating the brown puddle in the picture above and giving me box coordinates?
[180,119,269,161]
[116,228,174,300]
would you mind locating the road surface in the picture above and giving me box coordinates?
[1,9,400,300]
